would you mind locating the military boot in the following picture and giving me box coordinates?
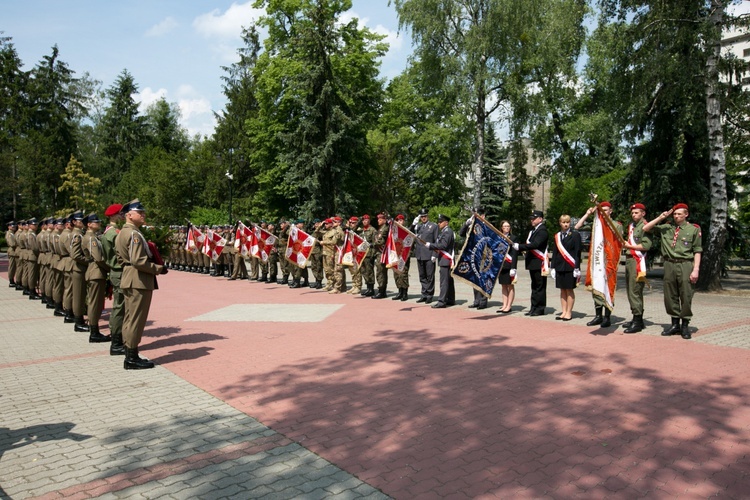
[586,307,603,326]
[54,302,65,317]
[110,332,126,355]
[290,279,301,289]
[661,317,681,336]
[680,318,692,340]
[64,310,76,323]
[400,288,409,301]
[372,287,387,299]
[88,325,111,343]
[259,273,268,282]
[124,347,154,370]
[74,317,90,332]
[623,315,644,334]
[600,309,612,328]
[622,317,634,329]
[363,284,375,297]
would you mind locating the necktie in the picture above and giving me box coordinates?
[672,226,680,248]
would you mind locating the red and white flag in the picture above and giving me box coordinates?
[186,226,205,254]
[286,226,315,268]
[202,229,227,261]
[338,230,370,268]
[236,222,254,257]
[585,205,624,310]
[385,221,415,272]
[253,226,276,262]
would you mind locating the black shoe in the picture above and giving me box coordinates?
[124,348,154,370]
[110,333,126,355]
[29,293,41,300]
[280,278,289,285]
[64,313,75,324]
[476,304,487,310]
[424,297,433,304]
[88,327,111,343]
[392,289,403,300]
[74,318,90,332]
[8,281,15,287]
[416,297,426,303]
[290,281,301,289]
[54,304,65,317]
[622,319,634,329]
[23,289,30,296]
[624,315,644,334]
[529,310,544,317]
[431,302,446,309]
[400,291,408,301]
[662,318,681,336]
[586,315,603,326]
[46,302,56,309]
[372,290,386,299]
[468,303,478,308]
[363,287,375,297]
[681,319,692,339]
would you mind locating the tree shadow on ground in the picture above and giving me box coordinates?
[218,329,749,498]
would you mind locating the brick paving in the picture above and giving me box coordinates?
[2,254,750,499]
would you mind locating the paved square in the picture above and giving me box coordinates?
[186,303,345,323]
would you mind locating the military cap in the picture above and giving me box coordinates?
[71,210,85,221]
[324,218,333,224]
[85,213,101,223]
[418,208,429,216]
[672,203,688,211]
[295,218,305,224]
[437,214,450,222]
[27,217,38,225]
[121,199,145,213]
[312,218,321,223]
[348,216,359,224]
[630,203,646,211]
[332,216,342,223]
[105,203,123,217]
[6,221,15,226]
[529,210,544,219]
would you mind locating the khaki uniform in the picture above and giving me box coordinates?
[115,222,164,349]
[58,227,74,313]
[623,220,650,315]
[25,229,40,294]
[50,228,64,307]
[70,227,88,318]
[16,228,27,288]
[373,223,389,294]
[321,227,337,291]
[358,225,376,288]
[653,222,702,319]
[83,229,108,327]
[102,224,124,339]
[6,228,17,285]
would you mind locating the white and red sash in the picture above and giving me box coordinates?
[628,223,647,280]
[527,229,549,275]
[554,232,577,268]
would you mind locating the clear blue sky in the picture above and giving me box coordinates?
[3,0,412,137]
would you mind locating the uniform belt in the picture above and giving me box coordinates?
[122,263,132,267]
[664,257,692,263]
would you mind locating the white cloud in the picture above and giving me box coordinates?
[729,1,750,16]
[343,11,404,52]
[136,87,168,110]
[135,86,215,137]
[193,2,264,39]
[145,16,179,37]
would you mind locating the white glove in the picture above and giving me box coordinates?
[573,269,581,279]
[509,269,516,278]
[412,216,420,226]
[466,217,473,225]
[550,269,557,280]
[512,243,519,251]
[425,242,431,249]
[431,256,437,263]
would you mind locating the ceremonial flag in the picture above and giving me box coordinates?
[452,215,511,298]
[202,229,227,261]
[236,222,254,257]
[585,205,624,310]
[186,226,204,254]
[338,230,370,267]
[286,226,315,268]
[254,226,276,262]
[385,221,416,272]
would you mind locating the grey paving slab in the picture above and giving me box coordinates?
[186,303,344,323]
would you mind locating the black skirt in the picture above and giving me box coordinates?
[498,267,515,285]
[555,270,577,290]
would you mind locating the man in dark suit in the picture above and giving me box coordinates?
[426,214,455,308]
[411,208,439,303]
[514,210,549,316]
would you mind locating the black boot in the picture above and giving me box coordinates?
[309,280,319,288]
[54,303,65,317]
[124,347,154,370]
[259,274,268,282]
[269,275,277,284]
[40,295,48,304]
[662,317,681,336]
[400,288,409,301]
[29,291,41,300]
[600,309,612,328]
[46,299,56,309]
[88,325,111,343]
[290,279,301,289]
[301,279,309,287]
[392,288,404,300]
[23,288,30,296]
[280,276,289,285]
[680,318,692,339]
[372,288,387,299]
[622,317,634,329]
[74,317,90,332]
[110,332,126,355]
[64,310,76,323]
[624,315,644,334]
[363,284,375,297]
[586,307,603,326]
[8,280,15,287]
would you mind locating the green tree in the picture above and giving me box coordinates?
[58,154,101,212]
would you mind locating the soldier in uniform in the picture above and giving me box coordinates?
[82,213,110,342]
[320,218,335,291]
[115,199,168,369]
[176,226,187,271]
[59,216,76,323]
[25,218,41,300]
[460,208,487,309]
[372,213,390,299]
[6,221,17,288]
[643,203,702,339]
[357,215,376,296]
[330,217,346,293]
[426,214,455,308]
[290,219,310,288]
[309,219,324,288]
[575,202,625,328]
[229,225,249,280]
[69,211,90,332]
[15,220,28,293]
[620,203,652,333]
[267,223,280,283]
[411,208,438,304]
[391,214,411,301]
[345,216,362,294]
[36,219,48,303]
[102,204,125,355]
[50,218,66,317]
[277,220,291,284]
[41,218,55,307]
[513,210,550,316]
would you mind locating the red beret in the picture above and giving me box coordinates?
[377,212,387,219]
[395,214,405,221]
[672,203,688,211]
[630,203,646,211]
[361,214,370,220]
[599,201,611,209]
[104,204,123,217]
[332,216,342,222]
[348,216,359,224]
[324,218,333,224]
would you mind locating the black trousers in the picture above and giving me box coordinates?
[529,269,547,313]
[438,265,455,305]
[417,259,436,298]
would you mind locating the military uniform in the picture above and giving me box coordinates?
[357,216,376,296]
[320,220,335,290]
[277,223,291,284]
[430,214,456,308]
[82,214,110,342]
[5,222,17,287]
[412,209,438,303]
[621,204,651,333]
[16,222,28,291]
[58,220,75,322]
[330,218,346,293]
[69,212,90,331]
[115,199,166,369]
[50,219,65,316]
[372,214,390,299]
[390,215,411,301]
[102,204,125,354]
[309,220,324,288]
[25,219,41,299]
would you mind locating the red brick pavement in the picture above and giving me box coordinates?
[10,263,750,499]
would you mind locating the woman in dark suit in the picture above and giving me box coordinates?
[497,220,518,313]
[550,214,581,321]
